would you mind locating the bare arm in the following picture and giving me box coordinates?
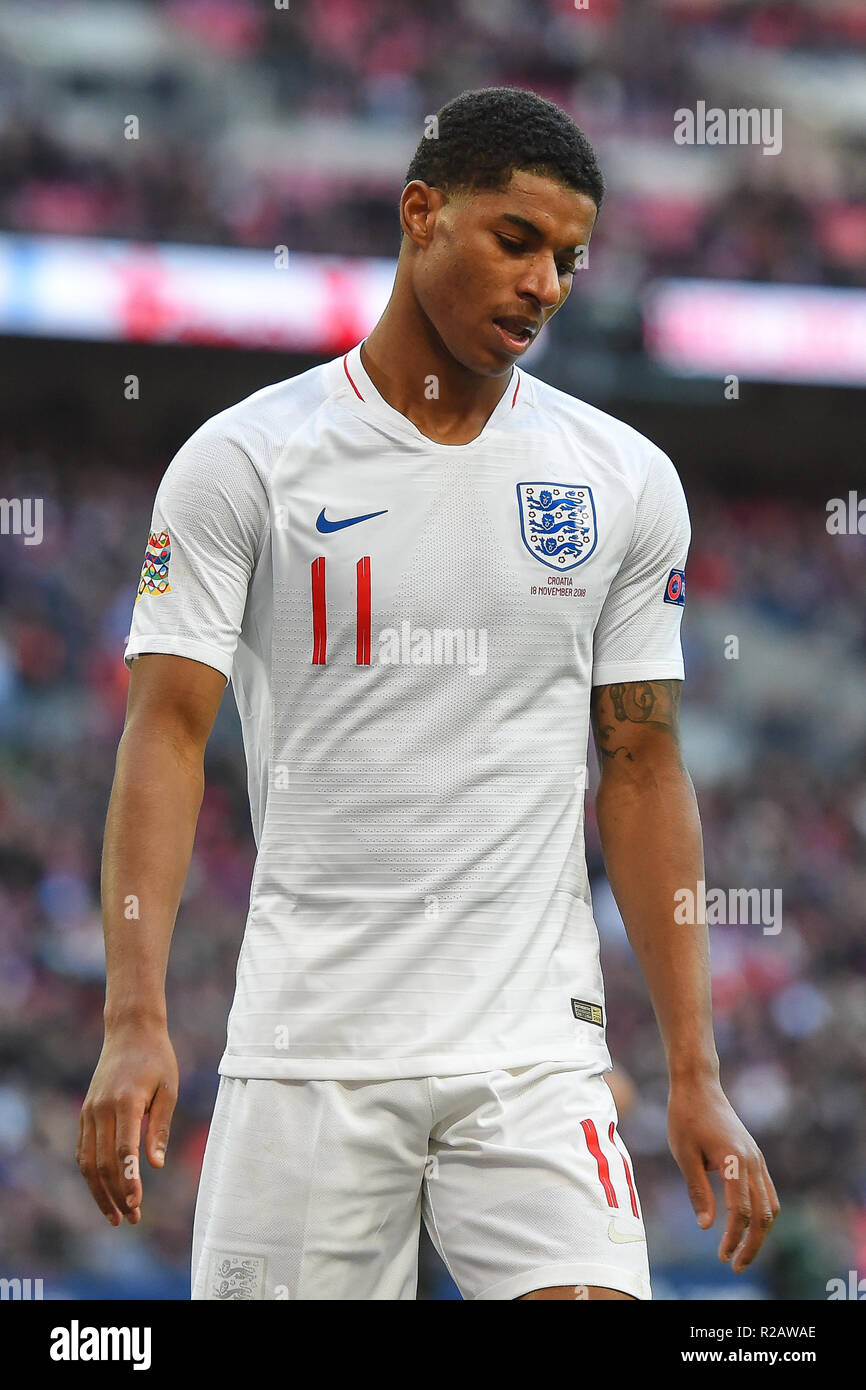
[591,679,715,1077]
[77,654,226,1226]
[590,679,779,1271]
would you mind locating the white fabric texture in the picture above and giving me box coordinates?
[191,1063,651,1301]
[124,340,689,1080]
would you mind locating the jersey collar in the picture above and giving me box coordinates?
[339,338,530,450]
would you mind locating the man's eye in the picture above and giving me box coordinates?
[558,264,576,277]
[496,234,524,252]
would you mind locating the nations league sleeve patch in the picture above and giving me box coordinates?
[136,529,171,603]
[664,567,686,606]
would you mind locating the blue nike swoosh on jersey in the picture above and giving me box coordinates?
[315,507,388,532]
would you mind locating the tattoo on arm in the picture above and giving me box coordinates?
[590,680,682,763]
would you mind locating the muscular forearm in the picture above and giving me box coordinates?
[101,723,204,1028]
[589,674,778,1268]
[596,759,719,1084]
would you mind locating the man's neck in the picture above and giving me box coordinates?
[361,308,513,446]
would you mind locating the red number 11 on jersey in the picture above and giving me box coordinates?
[311,556,372,665]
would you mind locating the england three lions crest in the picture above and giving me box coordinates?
[516,483,597,571]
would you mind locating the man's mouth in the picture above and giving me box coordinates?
[492,316,537,352]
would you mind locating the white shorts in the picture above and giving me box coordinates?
[191,1060,651,1301]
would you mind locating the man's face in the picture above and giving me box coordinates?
[407,169,598,377]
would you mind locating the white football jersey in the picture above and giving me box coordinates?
[124,339,690,1079]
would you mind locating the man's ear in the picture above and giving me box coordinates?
[400,180,440,246]
[400,180,453,246]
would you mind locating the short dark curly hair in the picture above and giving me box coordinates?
[404,86,605,210]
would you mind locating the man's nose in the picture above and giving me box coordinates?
[518,256,563,309]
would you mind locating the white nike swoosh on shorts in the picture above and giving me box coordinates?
[607,1219,647,1244]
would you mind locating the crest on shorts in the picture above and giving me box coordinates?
[136,528,171,602]
[516,483,597,571]
[206,1252,265,1300]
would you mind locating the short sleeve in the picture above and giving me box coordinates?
[591,447,691,686]
[123,424,268,683]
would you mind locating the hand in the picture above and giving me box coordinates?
[667,1077,779,1273]
[77,1022,178,1227]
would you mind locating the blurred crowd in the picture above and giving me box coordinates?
[0,421,863,1299]
[0,0,864,285]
